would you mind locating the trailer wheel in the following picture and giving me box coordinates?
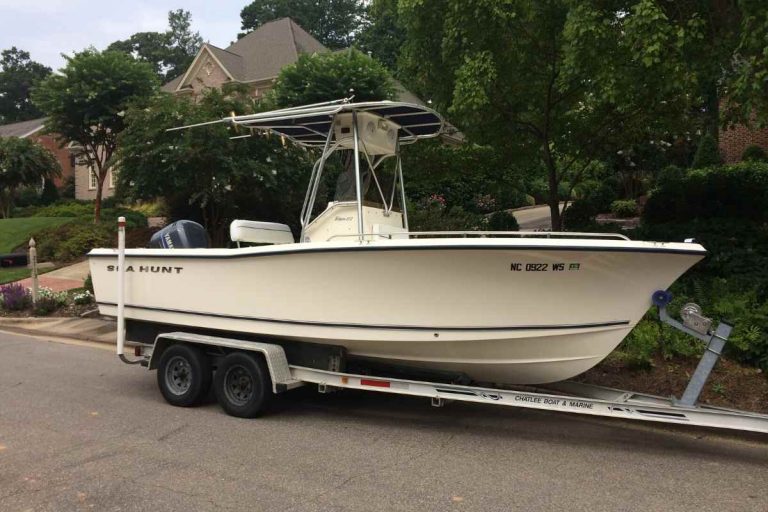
[156,344,212,407]
[214,352,272,418]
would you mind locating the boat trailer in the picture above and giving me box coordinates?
[113,219,768,435]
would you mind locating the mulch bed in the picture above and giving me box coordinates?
[577,354,768,414]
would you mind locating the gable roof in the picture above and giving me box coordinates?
[228,17,327,82]
[0,117,46,138]
[163,17,328,92]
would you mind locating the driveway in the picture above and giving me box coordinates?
[513,203,565,231]
[0,331,766,511]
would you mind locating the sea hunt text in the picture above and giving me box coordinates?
[107,265,183,274]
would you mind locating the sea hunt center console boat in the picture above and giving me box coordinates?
[90,100,768,434]
[89,99,707,386]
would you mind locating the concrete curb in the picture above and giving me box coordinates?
[0,316,118,345]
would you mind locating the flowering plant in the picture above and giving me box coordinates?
[73,290,94,305]
[0,283,32,311]
[420,194,447,210]
[473,193,497,213]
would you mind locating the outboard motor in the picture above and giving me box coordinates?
[149,220,209,249]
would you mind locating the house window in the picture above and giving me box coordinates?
[109,169,117,189]
[88,168,98,190]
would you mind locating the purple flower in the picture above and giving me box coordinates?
[0,283,32,311]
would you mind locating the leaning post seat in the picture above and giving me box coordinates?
[230,220,295,246]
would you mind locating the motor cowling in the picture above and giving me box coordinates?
[148,220,209,249]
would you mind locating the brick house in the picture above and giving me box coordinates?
[162,17,325,99]
[719,122,768,163]
[0,117,116,200]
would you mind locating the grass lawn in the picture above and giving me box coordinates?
[0,217,74,253]
[0,266,55,285]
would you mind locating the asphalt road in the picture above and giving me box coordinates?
[512,204,564,231]
[1,332,767,512]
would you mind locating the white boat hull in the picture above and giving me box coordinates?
[89,238,704,384]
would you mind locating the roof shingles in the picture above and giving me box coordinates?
[164,17,329,92]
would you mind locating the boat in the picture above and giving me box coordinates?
[88,100,706,385]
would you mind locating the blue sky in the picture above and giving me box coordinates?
[0,0,246,70]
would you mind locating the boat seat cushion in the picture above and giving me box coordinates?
[230,220,294,245]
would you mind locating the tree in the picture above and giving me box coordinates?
[691,134,722,168]
[270,48,394,107]
[399,0,699,230]
[357,0,405,72]
[0,48,51,124]
[32,49,157,222]
[107,9,203,82]
[726,1,768,127]
[0,137,60,218]
[118,88,310,244]
[239,0,365,48]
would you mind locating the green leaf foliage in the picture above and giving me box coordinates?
[0,47,51,124]
[32,49,157,221]
[270,49,395,107]
[398,0,699,230]
[691,134,722,168]
[741,145,767,162]
[118,89,311,245]
[239,0,365,48]
[357,0,406,72]
[0,137,60,218]
[643,162,768,224]
[107,9,203,82]
[610,199,639,218]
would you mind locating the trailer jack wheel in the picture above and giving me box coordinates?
[157,344,212,407]
[214,352,272,418]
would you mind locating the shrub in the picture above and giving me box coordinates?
[127,199,168,218]
[630,220,768,371]
[40,179,59,205]
[562,200,598,231]
[103,208,147,228]
[741,145,767,162]
[691,134,722,168]
[409,202,484,231]
[33,287,68,315]
[0,283,32,311]
[610,199,639,218]
[34,201,93,217]
[617,320,659,369]
[34,220,114,262]
[14,186,41,208]
[572,178,618,213]
[642,162,768,224]
[655,165,684,188]
[60,175,75,199]
[487,210,520,231]
[31,201,147,228]
[84,273,94,294]
[73,290,94,305]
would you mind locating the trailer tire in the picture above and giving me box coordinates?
[156,344,212,407]
[214,352,272,418]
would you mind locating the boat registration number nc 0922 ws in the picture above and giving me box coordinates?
[510,262,581,272]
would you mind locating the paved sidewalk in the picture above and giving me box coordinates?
[13,260,89,292]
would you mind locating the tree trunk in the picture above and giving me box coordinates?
[542,144,561,231]
[1,187,15,219]
[94,174,105,223]
[703,78,720,141]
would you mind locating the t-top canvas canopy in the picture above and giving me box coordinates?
[169,100,445,147]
